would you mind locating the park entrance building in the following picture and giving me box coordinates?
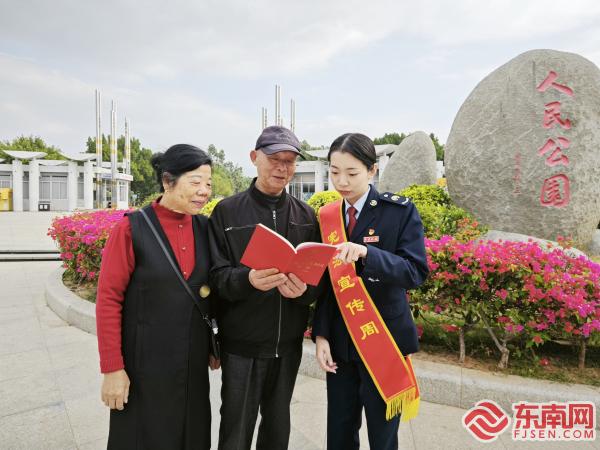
[0,151,132,212]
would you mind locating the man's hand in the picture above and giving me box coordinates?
[335,242,367,264]
[315,336,337,373]
[101,369,130,410]
[249,268,287,291]
[277,273,307,299]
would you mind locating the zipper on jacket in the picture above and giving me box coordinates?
[273,209,282,358]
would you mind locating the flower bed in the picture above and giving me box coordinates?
[411,236,600,369]
[48,209,130,283]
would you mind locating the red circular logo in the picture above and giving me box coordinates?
[463,400,511,442]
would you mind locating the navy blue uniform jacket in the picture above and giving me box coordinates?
[312,186,429,361]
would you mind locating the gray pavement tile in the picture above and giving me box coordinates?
[31,293,49,309]
[0,305,38,325]
[288,425,323,450]
[0,348,52,382]
[54,364,103,402]
[46,339,99,371]
[410,402,508,450]
[0,316,41,338]
[77,437,109,450]
[42,323,94,348]
[0,328,45,356]
[290,401,328,449]
[0,275,35,287]
[0,371,62,417]
[292,374,328,405]
[36,304,69,329]
[0,212,62,252]
[64,393,108,446]
[351,412,416,450]
[0,291,36,307]
[419,398,472,418]
[397,420,416,450]
[0,403,76,450]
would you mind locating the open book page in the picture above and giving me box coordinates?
[285,244,337,286]
[240,223,295,273]
[240,223,338,286]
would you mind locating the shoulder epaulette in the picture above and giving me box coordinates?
[380,192,410,206]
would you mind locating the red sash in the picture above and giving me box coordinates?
[319,200,420,421]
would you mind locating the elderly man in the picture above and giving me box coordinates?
[208,126,319,450]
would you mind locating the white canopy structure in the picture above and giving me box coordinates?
[3,150,47,160]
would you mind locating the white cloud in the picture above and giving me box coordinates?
[0,53,258,171]
[2,0,600,175]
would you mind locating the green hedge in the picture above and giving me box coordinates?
[398,185,487,242]
[306,190,342,215]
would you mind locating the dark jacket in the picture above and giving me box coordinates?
[208,179,320,358]
[312,186,429,360]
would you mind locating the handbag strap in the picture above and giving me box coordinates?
[139,208,216,331]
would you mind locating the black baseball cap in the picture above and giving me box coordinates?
[255,126,303,157]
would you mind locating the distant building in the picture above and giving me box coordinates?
[0,151,132,212]
[288,145,444,201]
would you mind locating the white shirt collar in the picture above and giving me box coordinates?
[344,185,371,220]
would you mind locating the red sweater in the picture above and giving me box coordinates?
[96,201,197,373]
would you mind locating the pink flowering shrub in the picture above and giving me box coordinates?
[48,209,130,283]
[411,236,600,368]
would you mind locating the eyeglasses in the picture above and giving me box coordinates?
[266,155,297,168]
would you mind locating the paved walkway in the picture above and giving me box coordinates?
[0,211,64,251]
[3,262,598,449]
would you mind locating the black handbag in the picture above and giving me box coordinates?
[140,208,221,360]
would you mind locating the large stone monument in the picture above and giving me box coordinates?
[445,49,600,249]
[379,131,437,193]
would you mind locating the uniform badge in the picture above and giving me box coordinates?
[199,285,211,298]
[368,228,375,235]
[391,195,399,201]
[369,199,377,206]
[363,235,379,243]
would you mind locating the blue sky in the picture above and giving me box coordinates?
[1,0,600,173]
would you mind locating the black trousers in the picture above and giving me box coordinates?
[326,359,400,450]
[218,350,302,450]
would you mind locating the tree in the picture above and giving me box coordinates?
[373,132,445,161]
[0,136,66,162]
[207,144,251,196]
[373,132,406,145]
[298,140,320,161]
[85,135,158,200]
[211,166,234,197]
[429,133,445,161]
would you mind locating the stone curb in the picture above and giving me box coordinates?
[299,343,600,429]
[45,267,96,335]
[45,267,599,428]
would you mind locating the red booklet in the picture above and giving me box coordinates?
[240,223,337,286]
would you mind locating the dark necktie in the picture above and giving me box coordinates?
[347,206,357,237]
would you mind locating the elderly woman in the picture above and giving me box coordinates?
[96,144,217,450]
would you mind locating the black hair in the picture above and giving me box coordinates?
[327,133,376,171]
[150,144,212,192]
